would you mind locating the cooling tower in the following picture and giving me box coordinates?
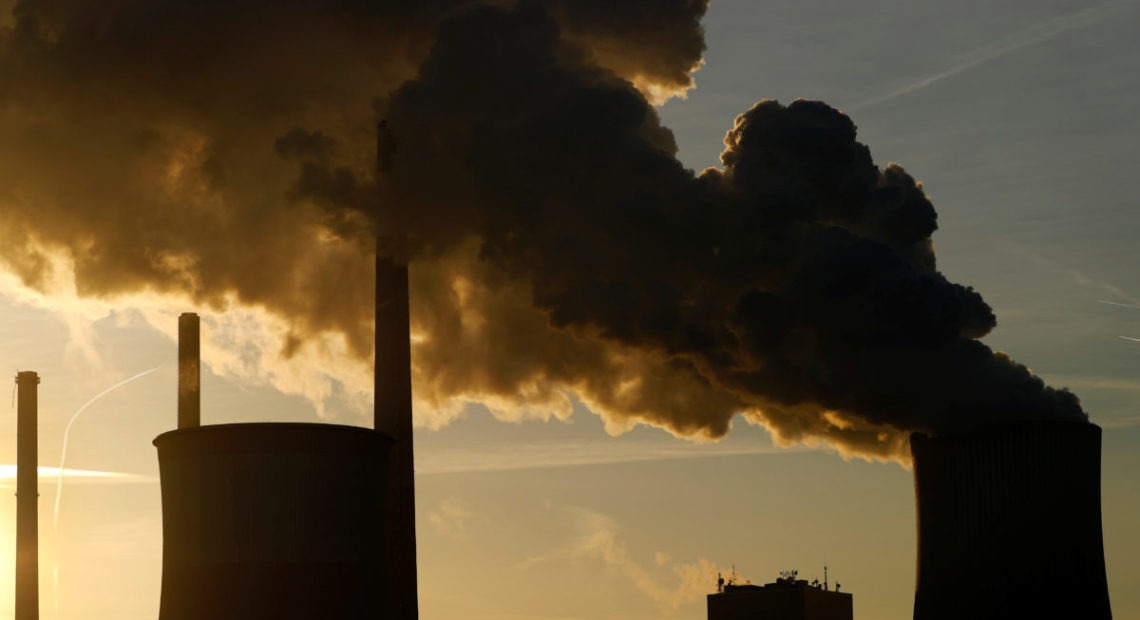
[911,420,1111,620]
[153,423,392,620]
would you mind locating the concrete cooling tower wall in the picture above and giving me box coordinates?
[154,422,392,620]
[910,420,1111,620]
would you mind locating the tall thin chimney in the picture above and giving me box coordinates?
[178,313,200,429]
[15,371,40,620]
[375,119,418,619]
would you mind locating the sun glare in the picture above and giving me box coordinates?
[0,496,13,619]
[0,466,143,484]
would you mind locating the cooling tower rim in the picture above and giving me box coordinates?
[154,422,393,456]
[909,418,1099,449]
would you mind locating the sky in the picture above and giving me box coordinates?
[0,1,1138,619]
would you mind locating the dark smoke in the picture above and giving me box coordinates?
[0,0,1083,460]
[305,2,1084,456]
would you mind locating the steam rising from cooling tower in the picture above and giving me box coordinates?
[0,0,1085,459]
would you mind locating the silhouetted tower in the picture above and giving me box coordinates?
[178,313,201,429]
[15,371,40,620]
[154,318,392,619]
[911,420,1112,619]
[376,119,418,619]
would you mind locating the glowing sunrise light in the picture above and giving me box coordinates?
[0,466,148,483]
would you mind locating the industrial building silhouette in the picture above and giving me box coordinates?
[9,319,1119,620]
[11,331,1119,619]
[149,122,418,619]
[9,303,1117,619]
[6,126,1114,620]
[707,570,852,620]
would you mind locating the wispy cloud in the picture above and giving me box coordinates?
[1096,300,1140,343]
[850,3,1120,110]
[1041,374,1140,429]
[449,615,594,620]
[417,439,800,475]
[428,499,477,541]
[0,465,150,483]
[1098,300,1140,311]
[1046,375,1140,392]
[521,506,731,611]
[1099,416,1140,429]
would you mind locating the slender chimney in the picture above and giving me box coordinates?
[15,371,40,620]
[375,120,418,619]
[178,313,200,429]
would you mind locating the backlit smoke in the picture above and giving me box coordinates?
[0,0,1083,460]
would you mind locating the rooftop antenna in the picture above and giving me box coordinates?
[824,563,828,591]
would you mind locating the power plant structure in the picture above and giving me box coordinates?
[152,121,419,619]
[376,118,420,620]
[153,298,412,615]
[7,124,1115,620]
[910,420,1112,619]
[15,371,40,620]
[153,420,392,618]
[708,569,852,620]
[153,313,398,619]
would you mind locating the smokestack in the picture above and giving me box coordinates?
[15,371,40,620]
[375,119,419,619]
[911,421,1112,619]
[178,312,200,429]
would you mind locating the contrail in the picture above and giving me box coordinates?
[1098,299,1140,310]
[1098,301,1140,344]
[52,366,160,611]
[850,3,1119,110]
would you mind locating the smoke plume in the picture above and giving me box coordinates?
[0,0,1083,460]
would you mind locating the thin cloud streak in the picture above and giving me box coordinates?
[417,440,802,475]
[450,616,595,620]
[1100,416,1140,429]
[0,465,150,483]
[1040,374,1140,429]
[55,367,160,522]
[53,366,160,614]
[1045,375,1140,392]
[850,3,1119,110]
[1098,300,1140,310]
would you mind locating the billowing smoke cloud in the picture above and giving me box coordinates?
[0,0,1082,461]
[0,0,702,353]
